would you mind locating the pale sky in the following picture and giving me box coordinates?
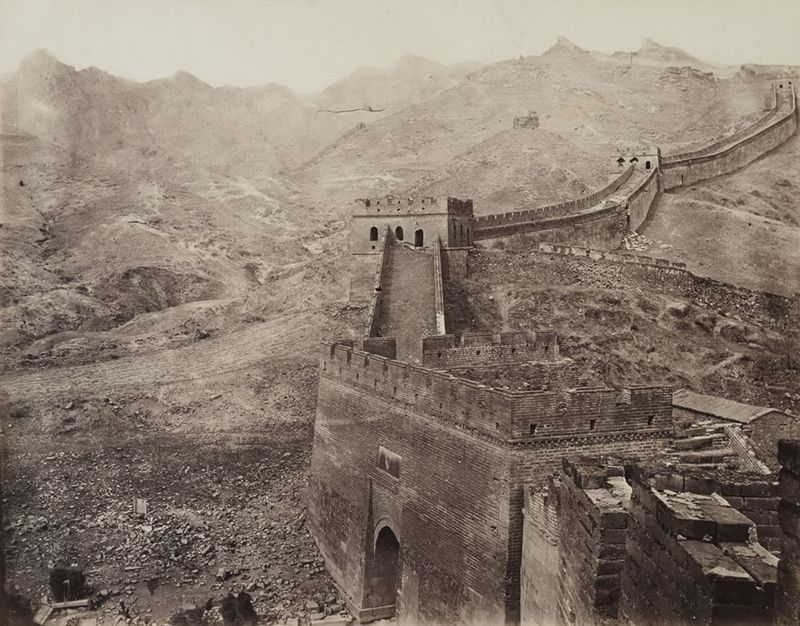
[1,0,798,93]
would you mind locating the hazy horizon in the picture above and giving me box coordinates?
[1,0,799,93]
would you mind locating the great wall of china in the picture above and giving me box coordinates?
[307,79,800,625]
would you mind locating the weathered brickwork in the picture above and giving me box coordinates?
[421,330,560,370]
[661,84,796,190]
[474,166,633,232]
[520,481,561,626]
[663,84,780,162]
[777,440,800,625]
[620,465,778,625]
[351,196,474,255]
[555,459,631,625]
[308,343,673,623]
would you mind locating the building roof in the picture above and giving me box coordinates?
[672,389,776,424]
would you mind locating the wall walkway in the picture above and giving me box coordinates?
[375,241,437,364]
[472,83,797,249]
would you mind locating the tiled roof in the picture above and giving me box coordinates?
[672,389,775,424]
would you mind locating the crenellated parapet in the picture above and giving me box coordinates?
[321,340,672,445]
[355,195,473,216]
[421,330,561,369]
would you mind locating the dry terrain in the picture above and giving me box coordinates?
[1,37,798,624]
[637,131,800,295]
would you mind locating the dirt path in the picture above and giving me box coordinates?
[0,312,318,401]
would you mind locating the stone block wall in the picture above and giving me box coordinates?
[520,481,561,626]
[661,87,796,190]
[308,368,513,624]
[777,440,800,624]
[475,201,628,251]
[625,167,660,232]
[421,330,560,369]
[556,459,631,625]
[474,167,633,232]
[619,465,777,625]
[663,84,779,163]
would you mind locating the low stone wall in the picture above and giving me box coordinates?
[536,242,688,272]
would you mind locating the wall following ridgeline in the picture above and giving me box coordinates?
[474,166,633,231]
[661,85,797,190]
[478,202,629,250]
[663,85,779,163]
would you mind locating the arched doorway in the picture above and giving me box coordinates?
[395,226,404,241]
[414,229,424,247]
[365,526,400,614]
[370,226,379,241]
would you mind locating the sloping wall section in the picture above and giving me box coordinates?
[473,83,797,249]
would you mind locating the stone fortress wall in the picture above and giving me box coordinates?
[308,341,674,623]
[309,79,800,625]
[518,450,800,626]
[473,80,797,250]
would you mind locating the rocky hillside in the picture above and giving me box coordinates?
[293,37,770,212]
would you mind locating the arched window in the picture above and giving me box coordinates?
[645,160,651,170]
[414,229,424,247]
[395,226,404,241]
[369,226,379,241]
[459,224,464,243]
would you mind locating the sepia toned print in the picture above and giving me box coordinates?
[1,1,799,625]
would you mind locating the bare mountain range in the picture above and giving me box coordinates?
[0,38,797,369]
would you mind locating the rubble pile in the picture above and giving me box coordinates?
[3,440,349,625]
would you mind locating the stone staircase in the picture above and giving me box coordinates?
[376,240,437,364]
